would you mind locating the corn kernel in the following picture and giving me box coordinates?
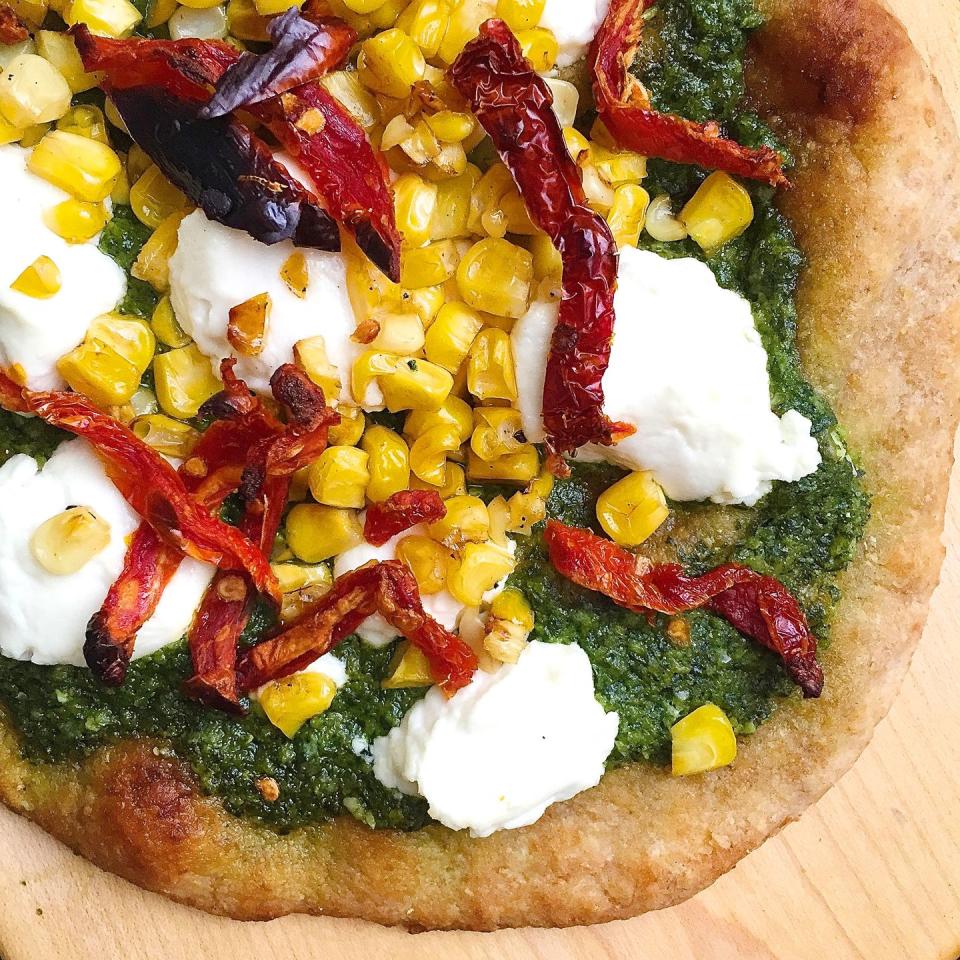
[259,672,337,738]
[593,145,647,186]
[30,506,111,575]
[471,407,526,461]
[367,311,425,355]
[374,355,453,413]
[309,445,370,508]
[358,28,425,98]
[505,487,547,534]
[280,250,309,298]
[426,494,488,545]
[645,193,688,242]
[294,336,341,402]
[490,587,533,629]
[456,237,533,319]
[132,413,199,458]
[320,71,379,131]
[581,162,615,213]
[466,446,538,485]
[447,541,515,606]
[151,295,191,349]
[56,104,109,144]
[227,0,270,41]
[468,163,513,236]
[607,183,650,250]
[179,0,225,10]
[29,130,121,202]
[396,535,450,595]
[252,0,302,13]
[271,561,331,594]
[515,27,557,71]
[126,144,152,183]
[154,343,220,418]
[671,702,737,776]
[403,395,473,442]
[396,0,450,57]
[360,425,410,502]
[527,231,561,280]
[424,301,483,373]
[286,503,362,563]
[499,188,536,235]
[4,0,46,27]
[168,5,229,38]
[467,328,518,402]
[130,164,188,229]
[18,123,49,148]
[597,470,669,547]
[402,284,445,326]
[425,110,476,144]
[36,31,98,93]
[437,0,495,63]
[132,210,186,291]
[65,0,142,36]
[496,0,544,29]
[562,126,590,162]
[544,77,579,128]
[227,292,270,357]
[103,96,128,134]
[327,403,365,446]
[10,255,61,299]
[410,422,462,485]
[130,386,159,417]
[382,639,434,688]
[0,116,22,146]
[428,168,476,241]
[680,171,754,254]
[483,615,528,663]
[0,54,71,128]
[401,239,460,289]
[394,173,438,247]
[145,0,177,26]
[367,0,407,29]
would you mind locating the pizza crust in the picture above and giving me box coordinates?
[0,0,958,929]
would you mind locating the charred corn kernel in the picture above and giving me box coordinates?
[496,0,544,30]
[56,105,109,144]
[404,395,473,442]
[361,425,410,501]
[424,301,483,373]
[394,173,438,247]
[483,616,528,663]
[396,0,450,57]
[562,126,590,162]
[468,163,513,236]
[226,0,270,41]
[10,255,61,299]
[427,494,489,546]
[286,503,362,563]
[271,561,332,594]
[528,231,561,279]
[402,284,445,325]
[132,210,185,291]
[358,29,425,98]
[132,413,199,458]
[401,239,460,289]
[671,703,737,776]
[645,193,688,242]
[154,343,220,418]
[447,541,515,606]
[66,0,142,35]
[103,96,128,134]
[151,295,191,349]
[596,470,669,547]
[396,535,450,595]
[457,238,533,319]
[145,0,178,26]
[466,446,538,485]
[308,445,370,508]
[259,672,337,738]
[382,640,434,688]
[29,130,121,202]
[437,0,495,63]
[427,140,468,178]
[327,403,365,446]
[130,164,188,229]
[30,506,111,575]
[593,145,647,186]
[227,292,270,358]
[0,55,71,128]
[280,250,309,298]
[515,27,557,70]
[485,495,509,547]
[467,328,518,402]
[410,422,462,485]
[320,71,378,131]
[37,31,98,93]
[367,311,425,355]
[293,336,340,401]
[490,587,533,629]
[380,356,453,412]
[544,77,578,128]
[429,168,475,241]
[425,110,476,144]
[471,407,526,461]
[607,183,650,249]
[506,486,548,534]
[581,162,615,213]
[680,171,753,254]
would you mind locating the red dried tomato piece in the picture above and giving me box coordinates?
[0,4,28,44]
[451,21,633,467]
[544,520,823,697]
[364,490,446,547]
[589,0,788,187]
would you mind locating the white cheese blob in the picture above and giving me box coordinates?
[0,439,215,666]
[169,209,364,403]
[0,145,127,390]
[512,247,821,506]
[539,0,612,67]
[372,641,619,837]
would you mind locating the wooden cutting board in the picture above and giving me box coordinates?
[2,3,959,957]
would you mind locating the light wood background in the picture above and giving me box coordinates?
[1,2,958,957]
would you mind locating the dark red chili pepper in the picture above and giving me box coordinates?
[237,561,477,695]
[589,0,788,187]
[544,520,823,697]
[0,4,28,44]
[451,21,633,469]
[364,490,446,547]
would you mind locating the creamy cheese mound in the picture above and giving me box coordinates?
[0,145,127,390]
[512,247,821,506]
[372,641,619,837]
[539,0,612,67]
[0,439,215,666]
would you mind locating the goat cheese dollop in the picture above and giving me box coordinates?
[372,641,619,837]
[0,439,215,666]
[512,247,821,506]
[0,145,126,390]
[539,0,612,67]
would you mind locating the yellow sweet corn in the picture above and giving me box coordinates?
[130,164,188,229]
[496,0,544,30]
[271,561,332,594]
[592,145,647,186]
[467,328,518,402]
[29,130,121,202]
[226,0,271,41]
[227,292,270,358]
[515,27,557,71]
[131,210,186,291]
[0,54,71,128]
[563,125,590,162]
[680,171,753,254]
[410,461,467,500]
[471,407,526,461]
[394,173,438,247]
[382,640,434,688]
[103,96,129,134]
[110,163,130,205]
[4,0,46,26]
[126,144,152,183]
[10,255,61,299]
[18,123,50,148]
[43,198,109,243]
[396,534,452,595]
[410,422,462,485]
[527,231,562,280]
[65,0,142,36]
[259,672,337,738]
[428,168,476,241]
[55,105,109,146]
[358,28,425,98]
[367,0,409,29]
[309,446,370,509]
[401,239,460,289]
[320,71,379,131]
[151,295,191,349]
[327,403,365,447]
[0,117,23,146]
[153,343,220,418]
[544,77,579,128]
[293,336,341,402]
[145,0,177,26]
[367,311,425,356]
[596,470,669,547]
[29,506,111,575]
[671,703,737,776]
[286,503,363,563]
[361,425,410,502]
[447,541,516,606]
[424,301,483,373]
[362,354,453,413]
[436,0,494,63]
[468,163,513,236]
[426,494,489,545]
[456,237,533,318]
[396,0,450,58]
[486,493,509,545]
[132,413,199,458]
[425,110,476,144]
[403,394,474,442]
[580,162,615,214]
[607,183,650,250]
[483,615,529,664]
[644,193,688,242]
[505,481,550,534]
[466,446,539,484]
[280,250,309,299]
[490,587,533,629]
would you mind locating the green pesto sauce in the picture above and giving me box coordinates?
[0,0,868,832]
[98,204,160,319]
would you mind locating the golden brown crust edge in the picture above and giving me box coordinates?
[1,0,959,930]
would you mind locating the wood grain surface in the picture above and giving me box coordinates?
[2,2,959,957]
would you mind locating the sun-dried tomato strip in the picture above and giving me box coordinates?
[451,21,633,468]
[545,521,823,697]
[237,561,477,695]
[364,490,446,547]
[0,4,28,43]
[589,0,788,187]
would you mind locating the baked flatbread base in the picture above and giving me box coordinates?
[0,0,957,930]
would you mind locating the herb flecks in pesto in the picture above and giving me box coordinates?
[98,205,159,320]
